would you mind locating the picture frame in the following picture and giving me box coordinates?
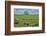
[5,1,45,35]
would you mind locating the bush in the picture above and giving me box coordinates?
[14,18,19,24]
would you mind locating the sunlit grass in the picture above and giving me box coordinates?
[14,14,39,27]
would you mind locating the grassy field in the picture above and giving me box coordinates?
[14,14,39,27]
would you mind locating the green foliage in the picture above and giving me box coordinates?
[24,11,29,15]
[14,14,39,27]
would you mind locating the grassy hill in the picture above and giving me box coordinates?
[14,14,39,27]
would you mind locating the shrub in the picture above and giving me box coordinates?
[14,18,19,24]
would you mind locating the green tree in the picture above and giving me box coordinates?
[24,11,29,15]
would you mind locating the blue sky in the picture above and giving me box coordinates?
[14,8,39,14]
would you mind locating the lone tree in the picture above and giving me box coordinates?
[24,11,29,15]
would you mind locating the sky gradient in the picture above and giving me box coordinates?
[14,8,39,14]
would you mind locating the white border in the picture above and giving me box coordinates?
[11,5,42,31]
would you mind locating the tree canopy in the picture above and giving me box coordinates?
[24,11,29,15]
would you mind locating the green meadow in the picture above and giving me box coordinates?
[14,14,39,27]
